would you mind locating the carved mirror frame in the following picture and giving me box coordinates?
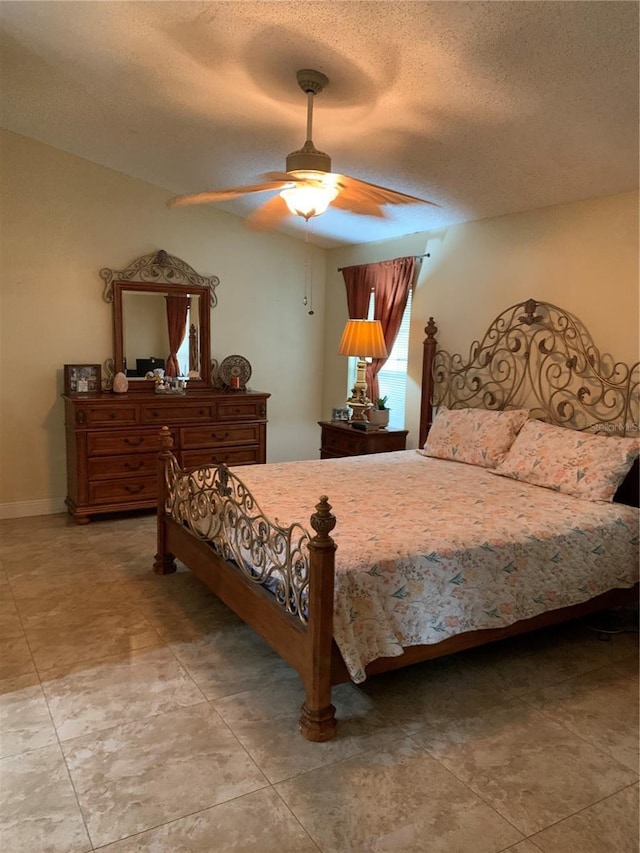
[101,250,219,391]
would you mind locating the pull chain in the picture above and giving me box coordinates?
[304,219,314,315]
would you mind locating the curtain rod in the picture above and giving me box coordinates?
[337,253,430,272]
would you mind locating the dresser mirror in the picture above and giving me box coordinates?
[101,250,219,390]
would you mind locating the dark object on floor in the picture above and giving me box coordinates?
[584,605,639,641]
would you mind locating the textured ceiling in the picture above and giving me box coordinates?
[1,1,638,248]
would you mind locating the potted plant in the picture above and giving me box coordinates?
[369,396,390,428]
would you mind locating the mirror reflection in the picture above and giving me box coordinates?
[122,291,201,380]
[104,250,217,389]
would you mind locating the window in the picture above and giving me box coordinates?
[347,288,413,430]
[376,289,412,430]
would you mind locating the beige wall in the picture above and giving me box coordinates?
[2,127,636,516]
[0,129,326,516]
[324,191,639,449]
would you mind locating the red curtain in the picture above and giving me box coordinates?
[342,256,416,402]
[165,295,190,377]
[341,265,372,320]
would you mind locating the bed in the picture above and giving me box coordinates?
[154,298,639,741]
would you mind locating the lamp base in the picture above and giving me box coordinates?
[346,395,372,423]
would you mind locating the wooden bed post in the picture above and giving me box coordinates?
[300,496,338,742]
[419,317,438,450]
[153,426,177,575]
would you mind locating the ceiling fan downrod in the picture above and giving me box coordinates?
[285,69,332,174]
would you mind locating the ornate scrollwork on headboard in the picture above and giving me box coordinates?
[433,298,639,436]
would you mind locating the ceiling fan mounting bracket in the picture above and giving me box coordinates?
[296,69,329,96]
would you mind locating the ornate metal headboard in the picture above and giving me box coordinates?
[431,298,639,437]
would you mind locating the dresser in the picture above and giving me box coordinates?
[64,390,269,523]
[318,421,408,459]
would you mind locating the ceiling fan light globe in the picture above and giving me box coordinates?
[280,172,339,220]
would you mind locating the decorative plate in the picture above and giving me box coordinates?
[219,354,252,388]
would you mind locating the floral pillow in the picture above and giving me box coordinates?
[420,406,529,469]
[493,419,640,502]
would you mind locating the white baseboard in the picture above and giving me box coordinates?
[0,498,66,519]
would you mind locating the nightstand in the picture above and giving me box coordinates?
[318,421,408,459]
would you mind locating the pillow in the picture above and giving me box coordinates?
[420,406,529,469]
[493,419,640,502]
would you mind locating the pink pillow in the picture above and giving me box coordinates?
[421,407,529,469]
[493,420,640,502]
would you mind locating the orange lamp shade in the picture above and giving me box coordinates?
[337,319,388,359]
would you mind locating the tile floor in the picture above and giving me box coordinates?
[0,512,637,852]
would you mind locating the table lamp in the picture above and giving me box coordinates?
[337,319,388,422]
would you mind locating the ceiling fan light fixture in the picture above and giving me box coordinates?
[167,67,437,225]
[280,171,339,220]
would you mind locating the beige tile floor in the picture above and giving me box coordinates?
[0,512,637,852]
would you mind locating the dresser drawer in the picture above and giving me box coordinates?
[88,476,156,504]
[181,447,261,468]
[140,402,216,424]
[218,399,266,421]
[82,404,138,427]
[88,453,158,480]
[180,423,261,449]
[87,428,175,456]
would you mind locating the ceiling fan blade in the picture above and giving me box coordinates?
[329,193,387,219]
[244,194,291,230]
[261,171,328,185]
[335,174,439,208]
[261,171,299,183]
[167,181,290,208]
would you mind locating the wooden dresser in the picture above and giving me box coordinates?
[64,390,269,523]
[319,421,408,459]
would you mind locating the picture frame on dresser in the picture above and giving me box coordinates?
[64,364,101,396]
[331,407,350,422]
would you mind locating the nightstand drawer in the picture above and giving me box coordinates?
[180,423,260,449]
[322,430,364,456]
[318,421,408,459]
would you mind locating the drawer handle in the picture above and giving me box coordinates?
[150,411,161,418]
[213,431,230,441]
[199,409,207,416]
[124,461,144,471]
[109,412,117,419]
[124,437,144,446]
[125,484,145,494]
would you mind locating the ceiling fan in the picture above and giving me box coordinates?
[167,69,437,228]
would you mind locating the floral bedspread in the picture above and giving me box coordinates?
[197,451,640,682]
